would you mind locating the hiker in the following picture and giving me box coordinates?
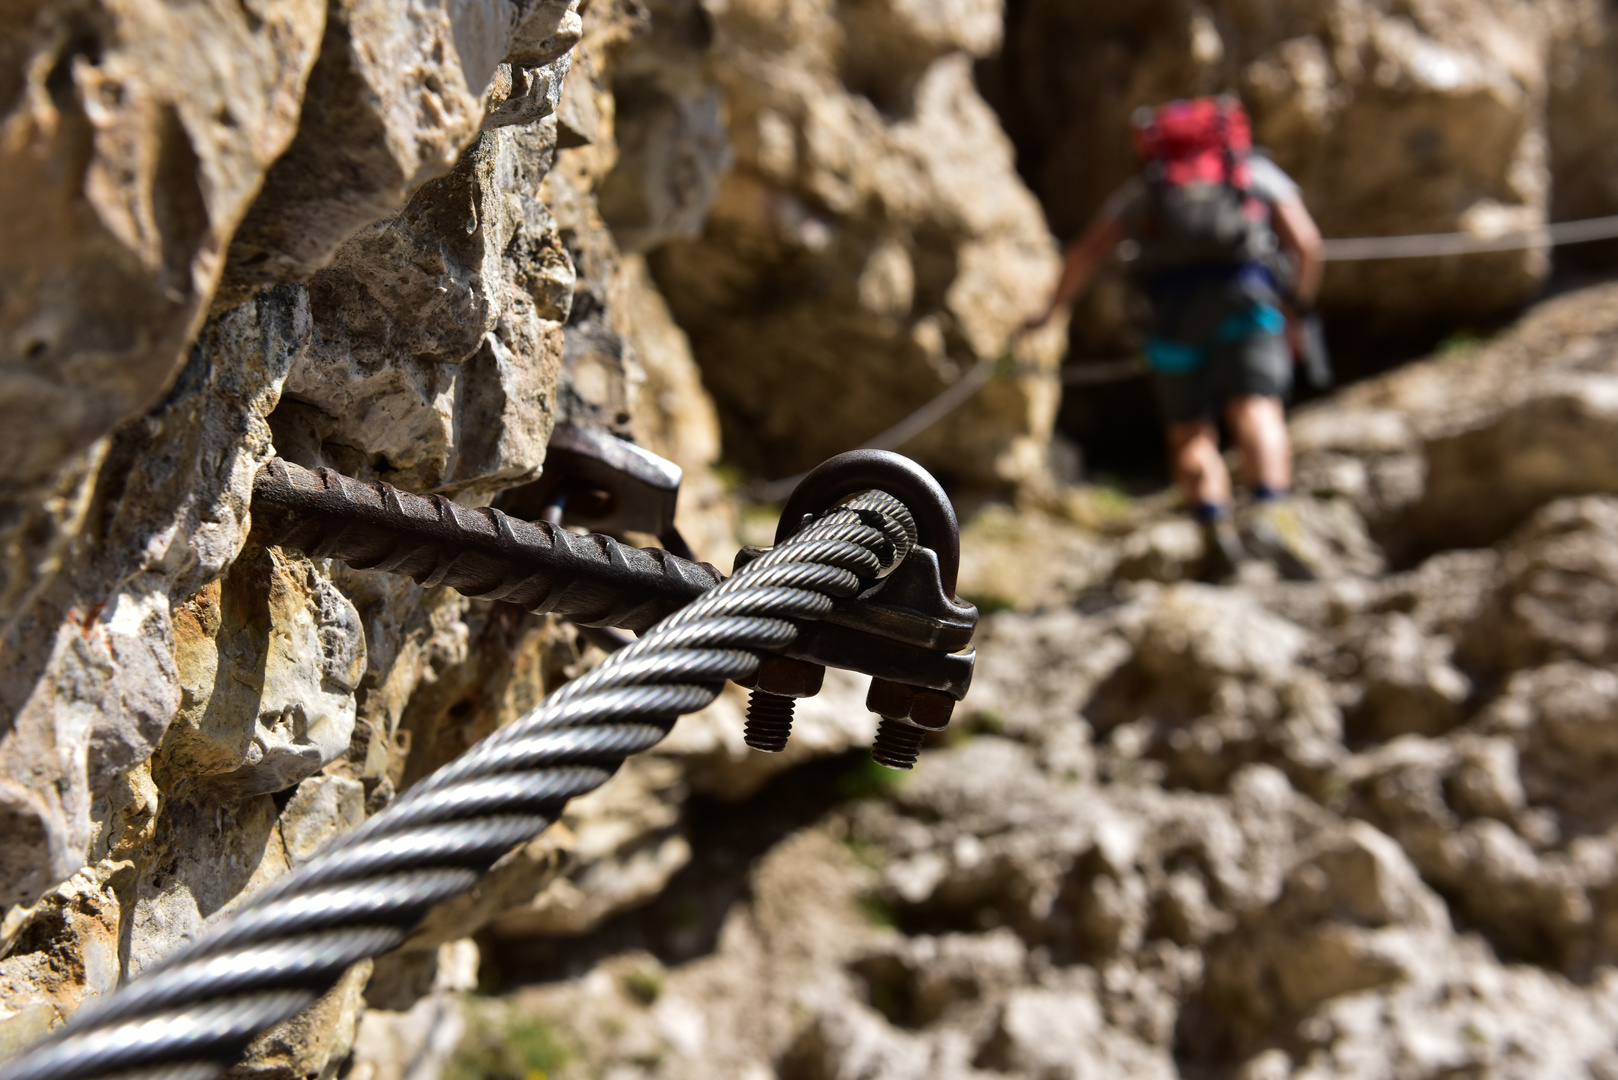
[1024,95,1324,579]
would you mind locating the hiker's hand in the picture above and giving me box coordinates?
[1286,316,1304,358]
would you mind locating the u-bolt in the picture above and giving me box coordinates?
[743,450,969,767]
[774,448,961,593]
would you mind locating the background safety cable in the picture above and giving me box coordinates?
[1321,211,1618,261]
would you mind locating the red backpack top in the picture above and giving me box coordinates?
[1131,95,1253,189]
[1128,96,1272,277]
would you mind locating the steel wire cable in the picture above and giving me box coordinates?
[0,492,917,1080]
[1320,211,1618,261]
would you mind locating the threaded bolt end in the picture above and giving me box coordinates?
[871,717,925,770]
[744,690,796,753]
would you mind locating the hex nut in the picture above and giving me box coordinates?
[866,678,955,731]
[736,655,825,698]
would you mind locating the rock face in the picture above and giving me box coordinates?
[627,0,1066,491]
[0,0,666,1067]
[1291,280,1618,561]
[0,0,326,637]
[4,0,1005,1066]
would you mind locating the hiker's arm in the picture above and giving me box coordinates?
[1272,196,1322,306]
[1024,215,1127,331]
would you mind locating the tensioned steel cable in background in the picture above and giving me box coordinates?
[0,491,918,1080]
[756,358,1000,502]
[751,210,1618,500]
[1320,211,1618,261]
[754,357,1146,501]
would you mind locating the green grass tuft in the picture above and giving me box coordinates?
[621,965,665,1006]
[857,894,898,928]
[837,754,907,800]
[445,1011,570,1080]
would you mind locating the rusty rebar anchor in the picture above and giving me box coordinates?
[250,458,722,632]
[255,452,979,771]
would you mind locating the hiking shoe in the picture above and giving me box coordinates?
[1199,518,1247,583]
[1243,500,1320,582]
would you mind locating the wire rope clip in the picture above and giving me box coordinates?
[734,450,978,769]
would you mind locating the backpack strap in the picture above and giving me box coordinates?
[1216,97,1251,198]
[1138,160,1166,240]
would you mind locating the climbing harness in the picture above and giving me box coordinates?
[0,449,975,1080]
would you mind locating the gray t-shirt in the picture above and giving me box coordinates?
[1100,154,1301,240]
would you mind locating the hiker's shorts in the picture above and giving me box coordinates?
[1146,304,1292,424]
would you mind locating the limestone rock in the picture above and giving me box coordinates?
[283,778,368,869]
[350,992,470,1080]
[1290,282,1618,558]
[1547,1,1618,227]
[122,788,290,977]
[166,548,365,798]
[1185,821,1450,1061]
[0,0,324,554]
[594,0,731,255]
[1344,612,1470,740]
[0,3,602,1064]
[955,501,1120,609]
[638,0,1065,491]
[1461,496,1618,674]
[280,119,570,501]
[490,756,689,937]
[619,253,738,565]
[0,866,123,1056]
[1114,518,1207,585]
[221,0,569,294]
[445,277,1618,1080]
[974,970,1176,1080]
[236,961,374,1080]
[0,286,308,909]
[26,6,1618,1080]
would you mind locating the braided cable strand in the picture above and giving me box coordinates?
[0,492,917,1080]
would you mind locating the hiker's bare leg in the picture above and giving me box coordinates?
[1166,420,1230,508]
[1225,395,1291,492]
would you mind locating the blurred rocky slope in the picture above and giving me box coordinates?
[417,286,1618,1080]
[631,0,1066,490]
